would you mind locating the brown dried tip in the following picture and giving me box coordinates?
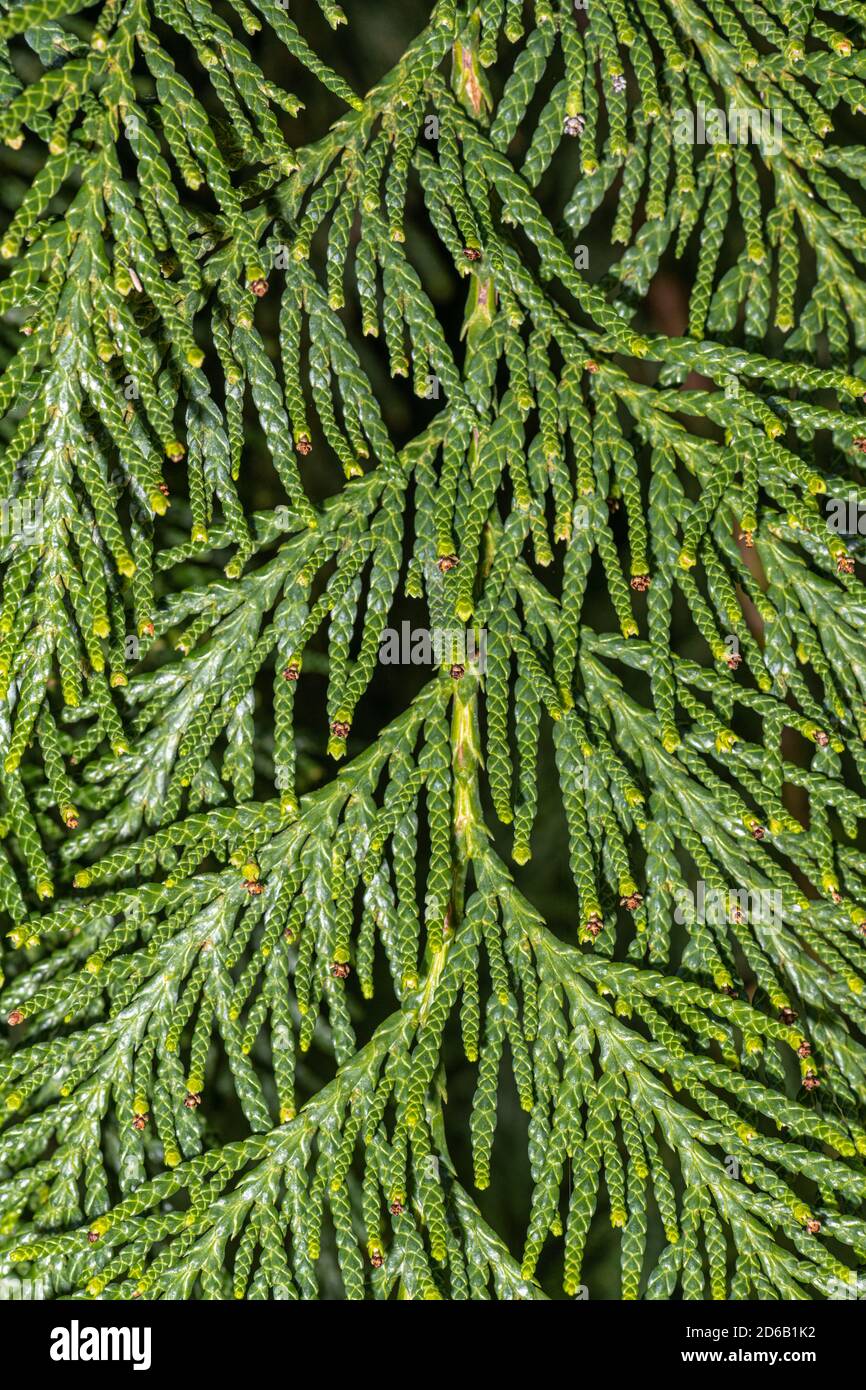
[295,435,312,456]
[721,985,739,999]
[779,1007,798,1025]
[803,1073,820,1091]
[249,278,269,298]
[370,1250,384,1269]
[7,1010,24,1027]
[741,530,754,548]
[330,720,351,739]
[630,574,651,592]
[805,1218,822,1235]
[859,921,866,937]
[389,1200,404,1216]
[797,1041,812,1059]
[282,663,300,682]
[606,495,621,513]
[726,652,742,670]
[65,816,79,830]
[437,553,459,573]
[87,1231,100,1244]
[243,879,263,895]
[814,730,830,747]
[750,824,766,840]
[584,360,599,374]
[158,481,170,497]
[619,892,643,911]
[142,621,155,638]
[585,915,603,938]
[132,1113,149,1132]
[183,1091,202,1109]
[462,247,482,262]
[563,115,585,137]
[450,663,465,680]
[837,553,855,575]
[853,437,866,453]
[330,960,350,980]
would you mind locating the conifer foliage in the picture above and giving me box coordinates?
[1,0,866,1301]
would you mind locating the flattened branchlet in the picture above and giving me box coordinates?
[0,0,865,1302]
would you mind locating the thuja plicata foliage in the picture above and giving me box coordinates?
[2,0,866,1302]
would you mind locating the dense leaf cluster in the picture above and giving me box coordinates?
[0,0,865,1299]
